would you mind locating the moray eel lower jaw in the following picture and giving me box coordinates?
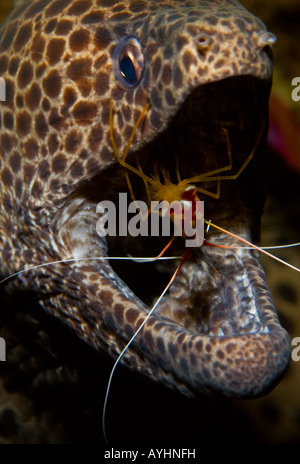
[54,76,290,398]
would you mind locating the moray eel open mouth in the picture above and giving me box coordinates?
[60,75,290,398]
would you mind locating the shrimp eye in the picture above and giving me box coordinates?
[113,36,145,89]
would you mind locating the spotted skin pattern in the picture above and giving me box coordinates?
[0,0,291,405]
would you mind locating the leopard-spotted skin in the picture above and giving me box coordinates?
[0,0,293,443]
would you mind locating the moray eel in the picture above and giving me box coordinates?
[0,0,290,398]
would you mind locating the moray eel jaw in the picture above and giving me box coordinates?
[0,0,290,399]
[54,75,290,398]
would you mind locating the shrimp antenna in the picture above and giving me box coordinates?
[204,219,300,273]
[102,249,191,444]
[0,256,182,285]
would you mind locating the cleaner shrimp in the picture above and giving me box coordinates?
[108,99,263,238]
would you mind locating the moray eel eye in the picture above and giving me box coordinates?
[113,36,144,89]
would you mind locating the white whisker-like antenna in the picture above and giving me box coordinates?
[204,220,300,274]
[0,255,182,285]
[101,251,188,444]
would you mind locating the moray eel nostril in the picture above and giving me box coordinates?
[195,33,213,53]
[257,31,277,48]
[0,0,290,408]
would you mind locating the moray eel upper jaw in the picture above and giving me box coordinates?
[0,0,290,398]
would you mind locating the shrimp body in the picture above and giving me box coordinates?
[152,181,200,234]
[151,181,188,204]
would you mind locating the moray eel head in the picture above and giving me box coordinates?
[0,0,290,398]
